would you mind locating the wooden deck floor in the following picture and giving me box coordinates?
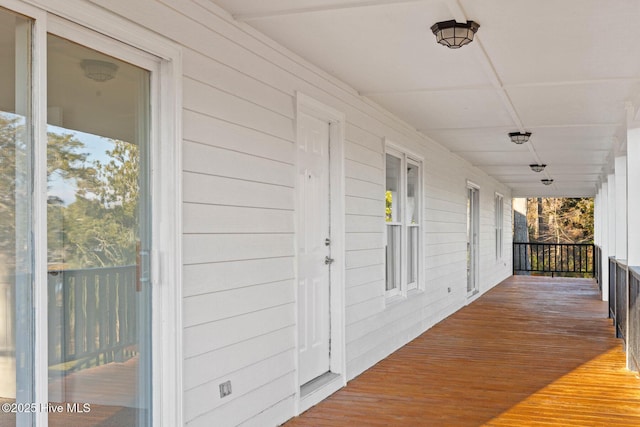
[286,276,640,426]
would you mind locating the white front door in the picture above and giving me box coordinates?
[297,112,331,385]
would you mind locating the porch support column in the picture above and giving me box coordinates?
[594,182,602,285]
[615,155,627,260]
[595,181,603,247]
[601,179,609,301]
[608,172,616,261]
[628,128,640,266]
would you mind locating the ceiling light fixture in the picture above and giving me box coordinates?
[509,131,532,144]
[81,59,118,83]
[430,20,480,49]
[529,164,546,173]
[541,179,554,185]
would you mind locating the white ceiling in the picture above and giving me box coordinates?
[210,0,640,197]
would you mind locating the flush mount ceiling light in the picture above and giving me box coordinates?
[541,179,554,185]
[529,164,546,173]
[81,59,118,83]
[509,131,532,144]
[430,20,480,49]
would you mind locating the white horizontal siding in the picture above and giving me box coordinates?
[346,264,385,287]
[345,233,383,251]
[184,303,294,359]
[183,326,294,390]
[183,110,294,163]
[183,141,294,187]
[183,257,294,297]
[184,349,294,426]
[183,280,294,327]
[183,234,294,264]
[184,172,294,209]
[184,204,293,234]
[72,0,514,425]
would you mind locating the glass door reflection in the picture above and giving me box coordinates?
[46,34,151,427]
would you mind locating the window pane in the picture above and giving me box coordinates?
[385,154,401,223]
[0,9,33,427]
[47,34,151,426]
[386,225,401,291]
[406,163,418,224]
[407,226,419,287]
[495,196,503,259]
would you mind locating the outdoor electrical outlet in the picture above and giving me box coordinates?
[219,380,232,398]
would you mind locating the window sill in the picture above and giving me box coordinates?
[386,288,423,307]
[385,294,406,306]
[407,288,423,298]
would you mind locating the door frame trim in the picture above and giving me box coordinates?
[466,180,480,300]
[294,92,346,414]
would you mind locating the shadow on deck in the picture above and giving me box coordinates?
[286,276,640,426]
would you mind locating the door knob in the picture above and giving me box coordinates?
[324,256,334,265]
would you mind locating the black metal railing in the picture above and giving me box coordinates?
[594,245,602,290]
[609,257,616,321]
[512,242,595,277]
[615,260,628,342]
[629,267,640,373]
[47,265,138,371]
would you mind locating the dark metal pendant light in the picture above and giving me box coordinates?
[509,131,532,144]
[431,20,480,49]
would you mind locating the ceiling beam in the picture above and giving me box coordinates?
[361,77,640,96]
[360,84,494,96]
[420,123,620,132]
[234,0,431,21]
[504,77,640,89]
[444,0,553,176]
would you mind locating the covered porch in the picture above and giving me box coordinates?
[286,275,640,426]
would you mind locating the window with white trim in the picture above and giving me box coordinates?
[385,146,422,296]
[495,193,504,260]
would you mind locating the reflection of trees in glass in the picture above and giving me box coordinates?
[49,136,139,269]
[385,191,393,222]
[1,116,138,273]
[0,113,27,277]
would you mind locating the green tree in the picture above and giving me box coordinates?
[0,114,25,279]
[1,115,96,272]
[62,139,139,268]
[526,197,594,243]
[47,132,97,267]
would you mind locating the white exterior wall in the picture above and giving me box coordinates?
[16,0,512,425]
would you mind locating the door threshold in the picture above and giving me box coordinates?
[299,372,344,414]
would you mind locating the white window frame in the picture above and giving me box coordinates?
[1,1,183,425]
[466,181,480,298]
[495,192,504,261]
[384,141,422,299]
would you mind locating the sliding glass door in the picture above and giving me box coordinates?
[46,34,152,426]
[0,6,155,425]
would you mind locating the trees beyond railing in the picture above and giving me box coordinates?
[513,242,595,277]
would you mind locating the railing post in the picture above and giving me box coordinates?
[629,268,640,372]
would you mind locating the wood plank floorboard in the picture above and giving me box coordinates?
[285,276,640,426]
